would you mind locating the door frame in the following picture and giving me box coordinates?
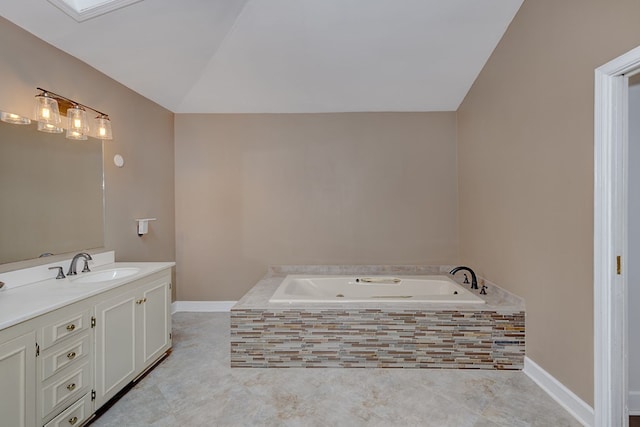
[594,45,640,426]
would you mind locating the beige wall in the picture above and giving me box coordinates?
[175,113,458,300]
[457,0,640,405]
[0,18,175,277]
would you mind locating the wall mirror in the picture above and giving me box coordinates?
[0,114,104,265]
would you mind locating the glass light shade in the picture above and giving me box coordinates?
[94,115,112,140]
[66,130,88,140]
[66,107,89,140]
[0,111,31,125]
[37,121,63,133]
[35,94,61,127]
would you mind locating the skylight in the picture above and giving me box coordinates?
[48,0,143,22]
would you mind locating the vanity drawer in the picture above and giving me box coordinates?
[41,332,90,381]
[41,360,90,418]
[41,310,91,350]
[44,393,92,427]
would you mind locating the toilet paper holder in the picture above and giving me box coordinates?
[135,218,157,236]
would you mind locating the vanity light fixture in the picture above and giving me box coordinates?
[34,88,113,140]
[35,91,61,129]
[66,105,89,140]
[0,111,31,125]
[94,114,112,140]
[37,121,63,134]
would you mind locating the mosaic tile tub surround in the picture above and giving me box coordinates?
[230,266,525,370]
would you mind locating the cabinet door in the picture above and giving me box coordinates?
[94,288,137,409]
[139,278,171,369]
[0,331,36,427]
[94,271,172,410]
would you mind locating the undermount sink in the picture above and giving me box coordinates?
[72,267,141,283]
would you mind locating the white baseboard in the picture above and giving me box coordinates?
[171,301,236,314]
[629,391,640,415]
[523,357,594,427]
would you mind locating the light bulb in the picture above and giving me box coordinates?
[42,108,50,119]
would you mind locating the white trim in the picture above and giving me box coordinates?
[595,45,640,427]
[47,0,143,22]
[524,357,594,427]
[171,301,236,314]
[629,391,640,415]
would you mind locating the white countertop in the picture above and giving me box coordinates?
[0,261,174,330]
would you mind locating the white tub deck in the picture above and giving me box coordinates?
[269,274,485,304]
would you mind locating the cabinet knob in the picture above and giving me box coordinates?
[67,351,76,360]
[68,416,78,425]
[66,383,76,391]
[66,324,76,332]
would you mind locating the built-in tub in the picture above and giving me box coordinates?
[269,274,485,304]
[232,266,525,370]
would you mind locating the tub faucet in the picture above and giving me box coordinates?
[67,252,93,276]
[449,266,478,290]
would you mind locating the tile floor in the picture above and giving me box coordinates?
[90,313,582,427]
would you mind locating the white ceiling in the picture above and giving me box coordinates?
[0,0,523,113]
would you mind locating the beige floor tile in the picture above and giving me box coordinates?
[90,313,581,427]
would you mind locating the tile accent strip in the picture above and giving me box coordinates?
[230,308,524,369]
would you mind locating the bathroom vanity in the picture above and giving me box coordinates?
[0,252,174,427]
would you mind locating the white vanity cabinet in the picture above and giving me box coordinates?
[0,262,173,427]
[94,271,171,409]
[0,329,36,427]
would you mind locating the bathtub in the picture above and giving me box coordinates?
[268,274,485,304]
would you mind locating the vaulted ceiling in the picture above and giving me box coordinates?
[0,0,523,113]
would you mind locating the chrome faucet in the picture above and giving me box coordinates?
[449,266,478,290]
[67,252,93,276]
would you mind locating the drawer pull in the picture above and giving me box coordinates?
[66,383,76,391]
[68,416,78,425]
[67,351,77,360]
[136,298,147,304]
[66,324,76,332]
